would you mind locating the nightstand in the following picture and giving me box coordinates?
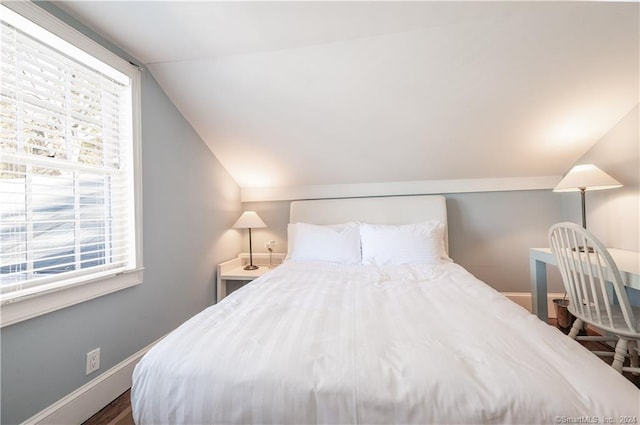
[216,253,285,302]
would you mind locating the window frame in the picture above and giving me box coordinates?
[1,1,143,327]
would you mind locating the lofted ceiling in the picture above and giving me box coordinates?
[54,1,639,196]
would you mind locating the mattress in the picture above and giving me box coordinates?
[131,261,639,424]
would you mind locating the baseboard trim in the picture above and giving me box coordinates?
[502,291,565,318]
[22,336,163,425]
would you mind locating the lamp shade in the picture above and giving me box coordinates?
[233,211,266,229]
[553,164,622,192]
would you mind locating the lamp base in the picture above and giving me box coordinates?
[243,264,259,270]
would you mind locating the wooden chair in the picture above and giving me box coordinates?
[548,222,640,373]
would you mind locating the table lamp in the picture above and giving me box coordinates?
[233,211,267,270]
[553,164,622,230]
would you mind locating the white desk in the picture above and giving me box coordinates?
[529,247,640,320]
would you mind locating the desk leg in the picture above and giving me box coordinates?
[530,258,548,321]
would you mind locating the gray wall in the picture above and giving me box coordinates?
[0,5,242,424]
[243,190,565,294]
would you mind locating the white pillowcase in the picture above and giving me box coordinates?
[360,221,448,265]
[286,222,348,259]
[287,222,361,264]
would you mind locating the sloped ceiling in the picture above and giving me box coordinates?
[54,1,639,198]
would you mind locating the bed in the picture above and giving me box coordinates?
[131,195,639,424]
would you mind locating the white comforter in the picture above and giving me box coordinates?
[132,261,639,424]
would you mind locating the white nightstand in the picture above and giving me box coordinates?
[216,253,285,302]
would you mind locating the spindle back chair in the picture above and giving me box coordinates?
[549,222,640,373]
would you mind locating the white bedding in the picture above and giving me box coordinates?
[132,261,639,424]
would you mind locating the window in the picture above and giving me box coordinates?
[0,3,142,326]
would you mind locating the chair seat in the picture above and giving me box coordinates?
[570,303,640,339]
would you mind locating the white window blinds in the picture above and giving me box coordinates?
[0,5,138,301]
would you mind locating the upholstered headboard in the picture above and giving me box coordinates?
[289,195,449,255]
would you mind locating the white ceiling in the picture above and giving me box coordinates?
[54,1,639,192]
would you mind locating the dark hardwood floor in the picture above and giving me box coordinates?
[82,321,639,425]
[82,389,134,425]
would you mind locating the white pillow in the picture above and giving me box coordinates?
[360,221,448,265]
[287,222,361,264]
[286,222,349,259]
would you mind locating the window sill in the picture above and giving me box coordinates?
[0,269,143,328]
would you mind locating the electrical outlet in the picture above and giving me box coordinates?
[86,348,100,375]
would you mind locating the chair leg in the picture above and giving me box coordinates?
[568,318,583,340]
[612,338,628,373]
[629,340,639,376]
